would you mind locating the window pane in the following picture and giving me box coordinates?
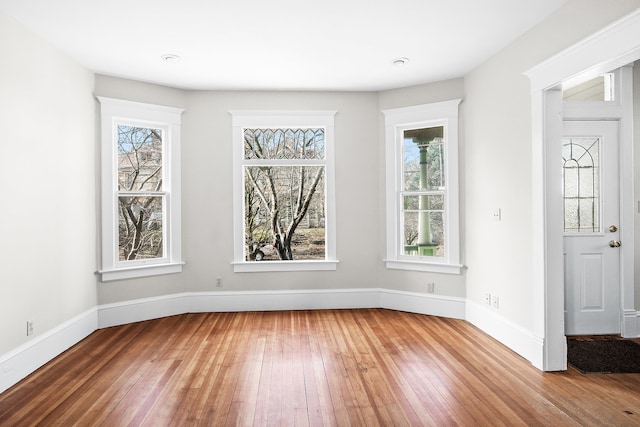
[562,74,614,102]
[244,128,325,160]
[402,210,444,257]
[244,166,325,261]
[402,193,445,258]
[118,195,164,261]
[403,126,444,191]
[563,198,579,232]
[562,137,600,233]
[117,125,163,191]
[403,194,444,211]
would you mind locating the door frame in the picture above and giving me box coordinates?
[526,9,640,371]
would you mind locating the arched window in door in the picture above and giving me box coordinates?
[562,137,600,234]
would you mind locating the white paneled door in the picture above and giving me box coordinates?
[563,120,620,335]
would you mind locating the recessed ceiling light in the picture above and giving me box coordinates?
[392,57,409,67]
[161,54,181,63]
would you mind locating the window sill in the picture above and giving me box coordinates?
[99,262,185,282]
[384,259,463,275]
[232,260,339,273]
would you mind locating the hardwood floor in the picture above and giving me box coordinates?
[2,309,640,426]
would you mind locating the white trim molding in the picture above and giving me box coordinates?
[97,97,185,282]
[382,100,462,274]
[525,8,640,371]
[379,289,465,319]
[466,301,540,364]
[623,310,640,338]
[98,288,463,328]
[0,308,97,395]
[525,9,640,91]
[229,110,339,272]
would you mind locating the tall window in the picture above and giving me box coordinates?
[383,100,462,274]
[98,97,184,281]
[231,111,337,272]
[117,125,164,261]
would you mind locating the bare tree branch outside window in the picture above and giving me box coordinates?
[243,128,326,261]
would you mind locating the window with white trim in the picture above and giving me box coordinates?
[230,111,338,273]
[98,97,184,281]
[383,100,462,274]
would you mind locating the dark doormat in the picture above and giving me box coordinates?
[567,339,640,374]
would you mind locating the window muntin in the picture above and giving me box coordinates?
[231,111,337,272]
[562,137,601,234]
[383,100,461,274]
[98,97,184,281]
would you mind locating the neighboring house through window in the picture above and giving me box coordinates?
[98,97,184,281]
[383,100,462,274]
[230,110,338,272]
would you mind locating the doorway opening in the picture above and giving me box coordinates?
[525,9,640,370]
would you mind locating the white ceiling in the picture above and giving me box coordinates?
[0,0,568,91]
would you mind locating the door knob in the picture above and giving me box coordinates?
[609,225,618,232]
[609,240,621,248]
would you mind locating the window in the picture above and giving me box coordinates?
[98,97,184,281]
[562,137,600,234]
[383,100,462,274]
[562,73,614,102]
[230,111,338,272]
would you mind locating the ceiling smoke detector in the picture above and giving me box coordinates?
[392,57,409,67]
[161,54,181,63]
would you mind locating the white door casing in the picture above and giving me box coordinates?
[562,120,620,335]
[526,9,637,367]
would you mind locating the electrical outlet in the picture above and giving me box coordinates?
[216,277,223,287]
[427,282,435,293]
[492,295,500,309]
[484,293,491,306]
[26,321,34,336]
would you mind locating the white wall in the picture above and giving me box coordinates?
[92,77,470,305]
[181,91,382,294]
[94,79,396,303]
[0,11,97,356]
[464,0,640,331]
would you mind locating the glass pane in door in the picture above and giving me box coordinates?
[562,137,600,234]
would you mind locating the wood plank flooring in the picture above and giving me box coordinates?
[2,309,640,426]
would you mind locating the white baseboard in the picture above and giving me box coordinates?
[466,300,538,363]
[622,309,639,338]
[98,293,190,328]
[98,288,466,328]
[98,288,381,328]
[0,288,530,396]
[380,289,466,319]
[0,307,97,395]
[187,288,382,313]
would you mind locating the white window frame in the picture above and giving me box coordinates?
[98,97,184,281]
[382,100,462,274]
[230,110,338,273]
